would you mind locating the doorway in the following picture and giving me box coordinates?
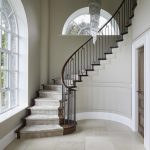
[132,31,150,150]
[138,47,144,137]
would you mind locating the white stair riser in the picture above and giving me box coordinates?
[31,109,58,115]
[106,54,116,59]
[94,65,105,70]
[44,85,62,92]
[26,119,59,125]
[35,101,59,106]
[100,60,110,65]
[20,130,63,138]
[39,92,62,99]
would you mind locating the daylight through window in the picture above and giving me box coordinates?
[0,0,19,114]
[62,8,119,36]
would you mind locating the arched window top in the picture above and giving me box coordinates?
[62,7,119,35]
[0,0,18,34]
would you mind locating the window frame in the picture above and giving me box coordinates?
[0,0,19,114]
[0,0,29,122]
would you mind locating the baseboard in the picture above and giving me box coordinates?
[77,112,132,128]
[0,124,21,150]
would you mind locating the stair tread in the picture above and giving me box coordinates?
[20,125,63,133]
[26,115,59,120]
[39,90,62,94]
[35,98,60,102]
[29,106,58,110]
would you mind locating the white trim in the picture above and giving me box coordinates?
[132,29,150,150]
[0,105,27,123]
[0,124,21,150]
[77,112,132,128]
[9,0,29,110]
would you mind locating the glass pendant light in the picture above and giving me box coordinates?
[89,0,101,44]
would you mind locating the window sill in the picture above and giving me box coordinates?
[0,105,28,123]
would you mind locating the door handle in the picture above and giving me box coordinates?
[137,91,144,94]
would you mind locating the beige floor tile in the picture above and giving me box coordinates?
[54,141,84,150]
[5,120,145,150]
[25,138,56,150]
[5,139,31,150]
[85,137,115,150]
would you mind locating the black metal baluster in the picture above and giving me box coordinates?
[81,47,83,74]
[96,37,98,62]
[74,90,76,123]
[127,0,129,22]
[84,47,86,73]
[73,58,75,82]
[78,51,79,76]
[86,43,88,70]
[102,32,104,59]
[118,12,120,39]
[122,3,124,34]
[105,27,106,54]
[67,89,70,123]
[98,33,100,59]
[92,42,94,64]
[90,41,92,68]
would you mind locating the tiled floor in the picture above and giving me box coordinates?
[5,120,145,150]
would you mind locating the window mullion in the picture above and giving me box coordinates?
[8,32,11,109]
[17,36,19,106]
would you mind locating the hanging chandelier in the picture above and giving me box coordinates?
[89,0,101,44]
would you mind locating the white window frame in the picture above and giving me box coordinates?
[0,0,19,114]
[0,0,28,122]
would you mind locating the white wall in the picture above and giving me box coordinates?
[132,0,150,40]
[76,28,132,118]
[40,0,50,85]
[24,0,41,101]
[76,0,150,121]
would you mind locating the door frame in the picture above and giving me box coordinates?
[132,29,150,150]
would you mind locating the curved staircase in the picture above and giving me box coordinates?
[16,0,137,138]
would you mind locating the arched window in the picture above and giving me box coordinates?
[0,0,28,116]
[62,7,119,36]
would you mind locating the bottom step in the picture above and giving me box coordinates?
[20,125,63,138]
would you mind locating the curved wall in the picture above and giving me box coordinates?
[76,27,132,120]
